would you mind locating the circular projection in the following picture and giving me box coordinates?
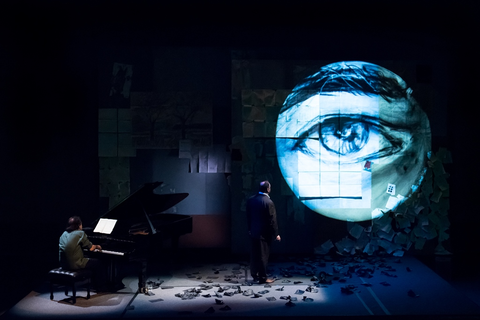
[276,61,431,221]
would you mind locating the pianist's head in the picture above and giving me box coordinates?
[66,216,83,232]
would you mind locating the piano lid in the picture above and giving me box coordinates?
[91,182,188,235]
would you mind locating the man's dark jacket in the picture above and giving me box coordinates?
[246,193,278,241]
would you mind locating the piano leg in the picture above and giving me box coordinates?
[107,260,115,284]
[171,236,179,249]
[137,259,147,293]
[100,258,124,292]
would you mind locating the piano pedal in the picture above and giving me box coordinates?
[139,286,155,295]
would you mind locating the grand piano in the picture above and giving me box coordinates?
[84,181,192,292]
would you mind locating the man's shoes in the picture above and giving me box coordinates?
[257,278,275,284]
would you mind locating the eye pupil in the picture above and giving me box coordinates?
[336,125,354,140]
[321,119,370,155]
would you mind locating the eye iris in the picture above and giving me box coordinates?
[321,119,369,155]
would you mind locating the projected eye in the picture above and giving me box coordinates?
[293,115,406,162]
[320,117,370,155]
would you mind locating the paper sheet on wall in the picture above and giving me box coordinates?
[230,136,250,163]
[335,237,355,254]
[396,216,411,229]
[189,151,199,173]
[118,109,132,132]
[198,145,232,173]
[431,189,442,203]
[98,133,117,157]
[241,89,254,106]
[118,133,135,157]
[363,242,376,255]
[414,237,426,250]
[243,122,254,138]
[378,229,396,242]
[199,149,208,173]
[435,175,449,191]
[98,108,118,132]
[394,232,408,245]
[110,63,133,98]
[179,140,192,159]
[385,195,400,210]
[249,106,266,121]
[254,89,276,106]
[314,239,334,255]
[378,239,397,254]
[210,145,223,173]
[253,122,266,137]
[374,215,392,233]
[348,223,364,239]
[266,122,276,137]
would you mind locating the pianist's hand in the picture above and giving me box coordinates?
[131,230,149,235]
[90,244,102,251]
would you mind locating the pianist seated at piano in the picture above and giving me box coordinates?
[59,216,104,289]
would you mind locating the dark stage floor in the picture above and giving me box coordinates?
[2,252,480,320]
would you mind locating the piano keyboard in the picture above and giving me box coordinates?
[94,249,125,256]
[89,235,135,244]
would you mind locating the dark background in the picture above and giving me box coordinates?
[0,0,478,312]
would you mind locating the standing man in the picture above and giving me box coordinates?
[246,181,281,284]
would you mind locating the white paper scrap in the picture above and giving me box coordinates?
[386,183,396,195]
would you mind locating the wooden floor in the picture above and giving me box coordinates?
[3,253,480,320]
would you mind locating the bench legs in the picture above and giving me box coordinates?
[50,279,91,304]
[49,268,92,304]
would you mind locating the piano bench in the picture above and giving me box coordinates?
[49,268,92,304]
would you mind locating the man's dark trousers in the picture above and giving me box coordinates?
[250,237,271,282]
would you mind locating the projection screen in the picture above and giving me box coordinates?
[275,61,431,221]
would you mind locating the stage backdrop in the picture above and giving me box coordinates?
[95,47,450,255]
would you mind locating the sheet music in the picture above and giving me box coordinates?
[94,218,117,234]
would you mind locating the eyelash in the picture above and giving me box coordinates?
[292,115,407,162]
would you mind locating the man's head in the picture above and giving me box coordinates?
[66,216,83,232]
[259,181,271,194]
